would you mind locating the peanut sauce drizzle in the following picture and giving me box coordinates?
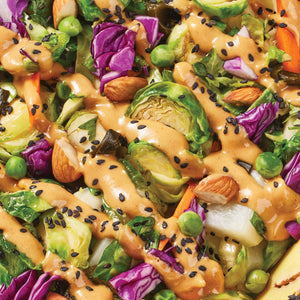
[0,0,299,298]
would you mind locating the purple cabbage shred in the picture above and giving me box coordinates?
[236,101,279,144]
[281,151,300,194]
[0,0,29,37]
[21,139,53,178]
[109,262,162,300]
[0,270,60,300]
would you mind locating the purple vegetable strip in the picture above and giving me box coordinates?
[21,139,53,178]
[0,0,29,37]
[281,151,300,194]
[109,263,162,300]
[237,25,251,38]
[148,248,184,274]
[285,221,300,240]
[223,56,257,81]
[236,102,279,144]
[14,270,37,300]
[29,274,60,300]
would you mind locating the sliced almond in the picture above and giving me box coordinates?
[223,87,263,106]
[104,76,148,102]
[53,0,77,29]
[193,174,239,204]
[52,137,82,183]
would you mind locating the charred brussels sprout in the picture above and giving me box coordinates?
[193,0,248,19]
[126,141,188,204]
[125,82,210,155]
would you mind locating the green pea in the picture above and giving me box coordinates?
[255,152,283,179]
[5,156,27,180]
[245,269,269,294]
[178,211,203,237]
[58,16,83,37]
[150,44,175,68]
[154,289,177,300]
[56,81,71,100]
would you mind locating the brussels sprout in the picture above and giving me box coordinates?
[193,0,248,19]
[255,152,283,179]
[154,289,177,300]
[126,140,188,203]
[225,246,248,288]
[56,82,72,100]
[43,210,92,269]
[5,156,27,180]
[150,45,175,68]
[178,211,203,237]
[125,82,210,155]
[245,269,270,294]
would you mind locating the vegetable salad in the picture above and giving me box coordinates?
[0,0,300,299]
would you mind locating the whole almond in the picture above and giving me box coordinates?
[52,137,82,183]
[104,76,148,102]
[193,174,239,204]
[223,87,263,106]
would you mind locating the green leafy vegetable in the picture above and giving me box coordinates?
[75,0,105,22]
[241,14,264,47]
[0,191,52,223]
[93,240,131,281]
[250,212,265,237]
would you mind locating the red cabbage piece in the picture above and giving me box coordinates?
[236,102,279,144]
[281,151,300,194]
[148,248,184,274]
[0,270,60,300]
[91,22,137,92]
[237,25,251,38]
[109,263,162,300]
[223,56,257,81]
[285,221,300,240]
[21,139,53,178]
[134,16,163,48]
[0,0,29,37]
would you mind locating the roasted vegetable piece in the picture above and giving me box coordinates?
[193,0,248,19]
[42,210,92,268]
[126,82,210,155]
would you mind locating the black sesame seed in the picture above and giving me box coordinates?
[241,198,248,203]
[200,86,205,94]
[117,208,123,215]
[80,136,87,143]
[221,49,227,56]
[257,7,263,15]
[61,220,66,228]
[171,234,177,242]
[75,271,80,279]
[71,252,79,257]
[84,218,93,224]
[89,215,97,220]
[223,125,228,134]
[103,263,111,268]
[109,165,118,170]
[54,220,61,226]
[82,156,87,165]
[86,286,93,291]
[137,124,146,130]
[159,235,166,241]
[234,126,240,134]
[189,271,197,278]
[201,18,206,24]
[20,228,27,233]
[180,163,188,169]
[29,185,37,189]
[67,209,73,217]
[162,221,168,229]
[274,181,279,187]
[118,193,125,202]
[207,73,214,80]
[232,239,240,244]
[181,239,186,246]
[96,159,105,165]
[175,245,182,253]
[60,266,69,272]
[31,107,36,116]
[192,44,199,53]
[75,206,82,212]
[174,156,180,164]
[92,178,98,185]
[257,47,262,53]
[130,120,139,124]
[199,265,207,271]
[279,23,287,28]
[13,249,20,255]
[185,247,192,254]
[178,94,185,99]
[192,82,198,90]
[62,207,68,213]
[145,207,153,212]
[260,67,268,74]
[32,49,41,54]
[113,225,119,231]
[12,37,19,44]
[48,223,55,229]
[57,212,64,219]
[248,54,254,62]
[280,9,286,17]
[185,237,193,243]
[35,190,43,196]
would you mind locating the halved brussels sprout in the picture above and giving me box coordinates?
[125,82,210,155]
[126,140,188,203]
